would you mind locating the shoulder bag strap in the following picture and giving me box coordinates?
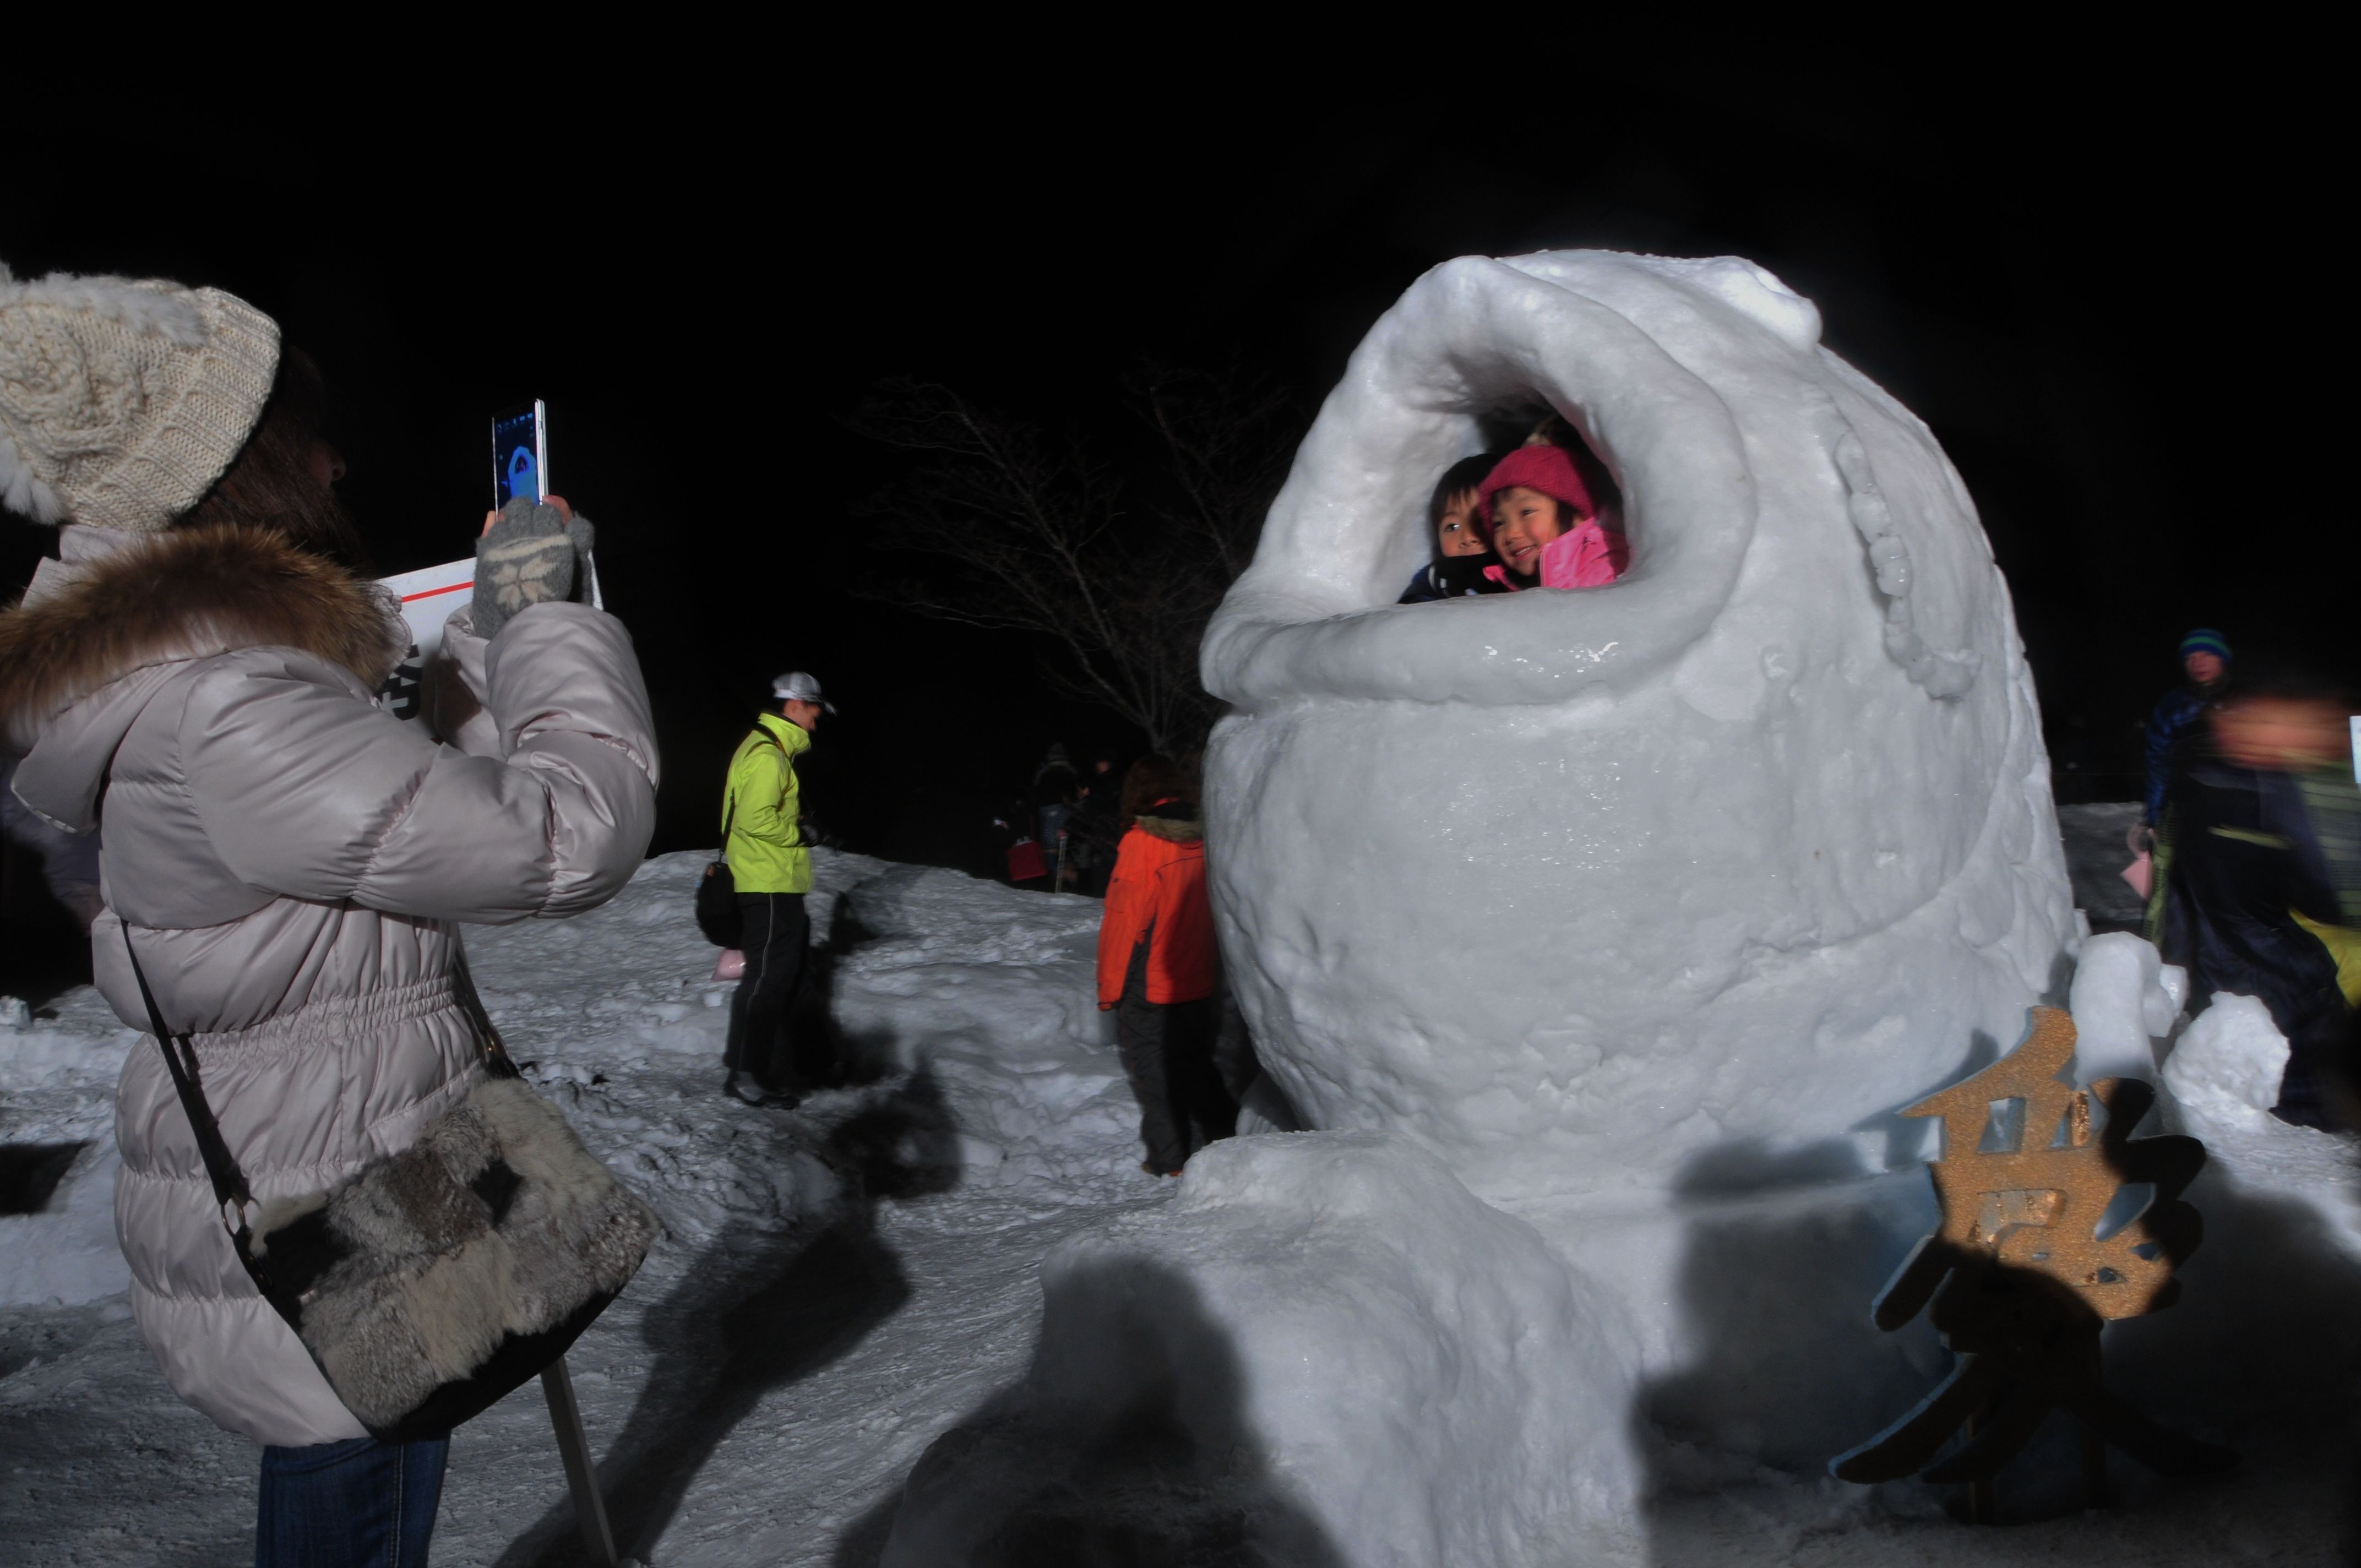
[119,928,263,1250]
[717,773,742,855]
[717,727,788,856]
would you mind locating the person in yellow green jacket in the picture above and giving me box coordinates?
[721,671,831,1103]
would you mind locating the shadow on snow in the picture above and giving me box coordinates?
[495,1068,962,1567]
[834,1255,1343,1568]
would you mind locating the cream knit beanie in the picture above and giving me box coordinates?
[0,263,281,532]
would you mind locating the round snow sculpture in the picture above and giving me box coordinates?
[1202,251,2074,1199]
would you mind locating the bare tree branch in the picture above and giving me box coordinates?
[850,373,1303,753]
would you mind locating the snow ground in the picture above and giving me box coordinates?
[1,851,1169,1566]
[2,847,2355,1565]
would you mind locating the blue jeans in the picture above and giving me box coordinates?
[257,1434,449,1567]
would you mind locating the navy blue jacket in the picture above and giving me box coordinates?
[2144,685,2214,825]
[1397,553,1510,605]
[2161,755,2352,1121]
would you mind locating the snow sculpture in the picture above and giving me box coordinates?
[1202,251,2075,1197]
[2064,930,2181,1085]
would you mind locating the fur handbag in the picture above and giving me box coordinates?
[123,932,659,1441]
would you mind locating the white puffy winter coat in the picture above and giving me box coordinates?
[0,524,659,1446]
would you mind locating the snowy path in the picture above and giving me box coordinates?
[1,852,1174,1567]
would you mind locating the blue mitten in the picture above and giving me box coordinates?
[472,498,596,638]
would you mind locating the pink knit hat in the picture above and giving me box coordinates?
[1477,444,1594,524]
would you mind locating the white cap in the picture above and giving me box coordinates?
[771,671,836,712]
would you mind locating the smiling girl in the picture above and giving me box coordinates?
[1477,442,1628,591]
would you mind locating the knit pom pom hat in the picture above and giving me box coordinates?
[0,262,281,532]
[1476,443,1595,525]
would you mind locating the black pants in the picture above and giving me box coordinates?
[1115,944,1237,1173]
[726,892,808,1091]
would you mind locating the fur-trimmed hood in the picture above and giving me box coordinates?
[1133,798,1204,844]
[0,523,405,756]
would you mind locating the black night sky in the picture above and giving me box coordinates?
[5,74,2346,866]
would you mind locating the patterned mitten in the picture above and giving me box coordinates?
[472,498,596,638]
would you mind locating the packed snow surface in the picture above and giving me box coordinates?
[1202,249,2076,1197]
[884,1131,1645,1566]
[0,851,1168,1565]
[2,853,2354,1564]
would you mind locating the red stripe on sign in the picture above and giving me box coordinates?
[400,581,472,603]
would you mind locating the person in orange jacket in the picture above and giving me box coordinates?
[1096,759,1237,1175]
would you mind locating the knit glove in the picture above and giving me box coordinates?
[472,497,595,639]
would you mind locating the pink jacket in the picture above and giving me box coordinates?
[1484,519,1629,591]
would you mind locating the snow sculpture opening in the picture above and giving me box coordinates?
[1203,250,2075,1199]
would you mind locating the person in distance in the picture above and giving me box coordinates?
[1097,755,1236,1175]
[720,671,833,1105]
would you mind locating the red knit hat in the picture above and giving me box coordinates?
[1477,444,1594,524]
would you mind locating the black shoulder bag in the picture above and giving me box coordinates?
[123,929,659,1441]
[697,727,785,948]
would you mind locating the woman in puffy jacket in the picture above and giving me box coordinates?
[1095,755,1236,1175]
[0,266,658,1564]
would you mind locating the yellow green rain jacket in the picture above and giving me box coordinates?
[721,712,812,894]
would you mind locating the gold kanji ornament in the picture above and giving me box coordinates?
[1831,1006,2236,1512]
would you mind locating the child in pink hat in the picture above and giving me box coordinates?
[1477,443,1628,591]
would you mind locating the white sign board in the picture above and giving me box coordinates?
[379,550,601,663]
[380,557,475,660]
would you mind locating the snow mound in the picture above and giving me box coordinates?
[2162,992,2289,1133]
[1201,249,2073,1198]
[883,1131,1644,1567]
[2152,989,2361,1255]
[2066,930,2180,1084]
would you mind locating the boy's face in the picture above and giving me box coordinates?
[2184,651,2224,686]
[1436,491,1488,557]
[1487,486,1571,576]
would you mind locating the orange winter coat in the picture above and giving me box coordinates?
[1096,802,1216,1006]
